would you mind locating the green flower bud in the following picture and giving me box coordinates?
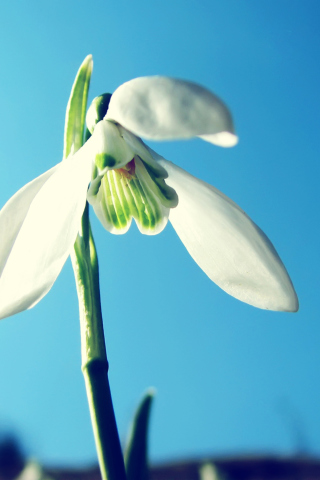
[86,93,112,133]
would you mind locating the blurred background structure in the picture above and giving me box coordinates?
[0,0,319,472]
[2,445,320,480]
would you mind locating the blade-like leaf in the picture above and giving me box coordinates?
[124,390,155,480]
[63,55,93,158]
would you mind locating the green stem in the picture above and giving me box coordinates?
[71,206,127,480]
[83,360,125,480]
[64,55,126,480]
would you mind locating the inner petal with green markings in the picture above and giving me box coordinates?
[87,120,178,235]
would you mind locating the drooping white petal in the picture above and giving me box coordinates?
[105,76,238,147]
[0,137,96,320]
[199,132,238,148]
[0,165,58,275]
[159,159,298,312]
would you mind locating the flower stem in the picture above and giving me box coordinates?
[71,206,127,480]
[82,361,125,480]
[64,55,126,480]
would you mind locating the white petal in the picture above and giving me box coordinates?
[199,132,238,147]
[106,76,238,146]
[160,159,298,312]
[133,157,170,234]
[93,120,135,170]
[0,165,58,275]
[0,137,95,320]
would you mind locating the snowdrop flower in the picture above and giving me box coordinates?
[0,76,298,320]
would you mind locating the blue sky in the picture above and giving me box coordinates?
[0,0,319,467]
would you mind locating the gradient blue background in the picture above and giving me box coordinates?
[0,0,319,467]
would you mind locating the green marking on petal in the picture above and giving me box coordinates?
[139,160,178,208]
[114,172,131,223]
[110,171,129,229]
[130,178,150,229]
[139,154,168,179]
[88,157,171,235]
[121,174,139,220]
[95,153,117,169]
[101,174,119,229]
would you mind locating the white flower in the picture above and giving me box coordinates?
[0,77,298,320]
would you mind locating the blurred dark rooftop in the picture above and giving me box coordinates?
[1,437,320,480]
[43,456,320,480]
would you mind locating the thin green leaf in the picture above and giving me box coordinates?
[124,390,155,480]
[63,54,93,159]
